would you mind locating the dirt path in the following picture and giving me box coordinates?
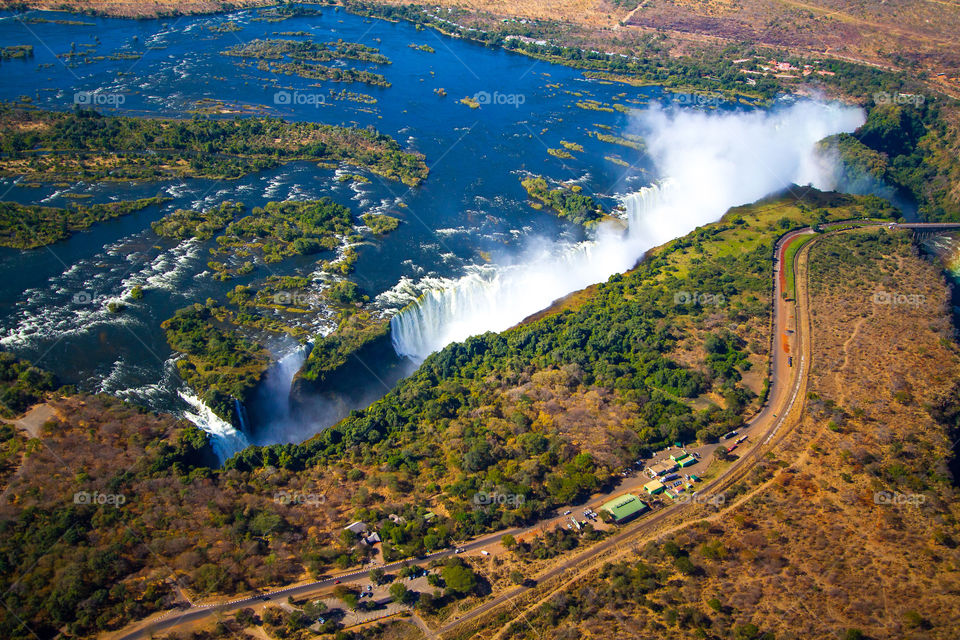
[3,403,55,438]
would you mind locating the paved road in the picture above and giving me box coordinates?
[115,220,953,640]
[435,225,816,635]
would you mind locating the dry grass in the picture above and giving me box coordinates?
[499,229,960,639]
[0,0,269,18]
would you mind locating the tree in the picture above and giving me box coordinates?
[417,591,438,614]
[368,567,385,585]
[509,570,525,585]
[340,529,357,548]
[501,534,517,550]
[441,560,478,597]
[389,581,415,605]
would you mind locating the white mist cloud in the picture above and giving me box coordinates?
[392,99,865,360]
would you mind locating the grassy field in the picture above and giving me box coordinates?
[782,232,816,300]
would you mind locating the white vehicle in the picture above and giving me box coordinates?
[480,550,491,556]
[563,510,572,515]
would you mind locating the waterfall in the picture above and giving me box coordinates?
[248,342,311,444]
[234,397,251,433]
[179,390,251,462]
[389,100,867,362]
[390,182,677,360]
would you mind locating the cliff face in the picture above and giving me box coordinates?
[290,324,407,416]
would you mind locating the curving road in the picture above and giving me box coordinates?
[112,220,960,640]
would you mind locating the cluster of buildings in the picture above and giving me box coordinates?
[642,451,700,497]
[733,56,836,81]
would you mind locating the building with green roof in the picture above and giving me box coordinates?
[644,480,665,495]
[601,493,649,523]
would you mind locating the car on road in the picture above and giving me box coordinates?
[334,580,341,584]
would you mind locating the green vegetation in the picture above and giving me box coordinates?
[0,192,908,640]
[0,107,427,185]
[781,233,815,299]
[546,147,575,160]
[227,39,392,86]
[162,303,270,424]
[207,198,354,279]
[155,197,401,419]
[831,100,960,221]
[0,45,33,60]
[299,311,390,385]
[408,43,435,53]
[254,59,391,87]
[207,21,241,33]
[0,351,57,418]
[588,129,645,151]
[151,201,243,241]
[520,175,605,226]
[0,196,170,248]
[224,38,390,65]
[252,4,322,22]
[342,3,778,101]
[361,213,400,235]
[0,394,217,640]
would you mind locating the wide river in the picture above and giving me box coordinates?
[0,6,865,455]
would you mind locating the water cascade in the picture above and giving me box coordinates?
[234,397,252,434]
[247,343,311,444]
[391,100,867,361]
[179,390,251,462]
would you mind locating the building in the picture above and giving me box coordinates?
[344,521,368,535]
[648,460,679,476]
[601,494,649,523]
[676,455,697,468]
[644,480,665,495]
